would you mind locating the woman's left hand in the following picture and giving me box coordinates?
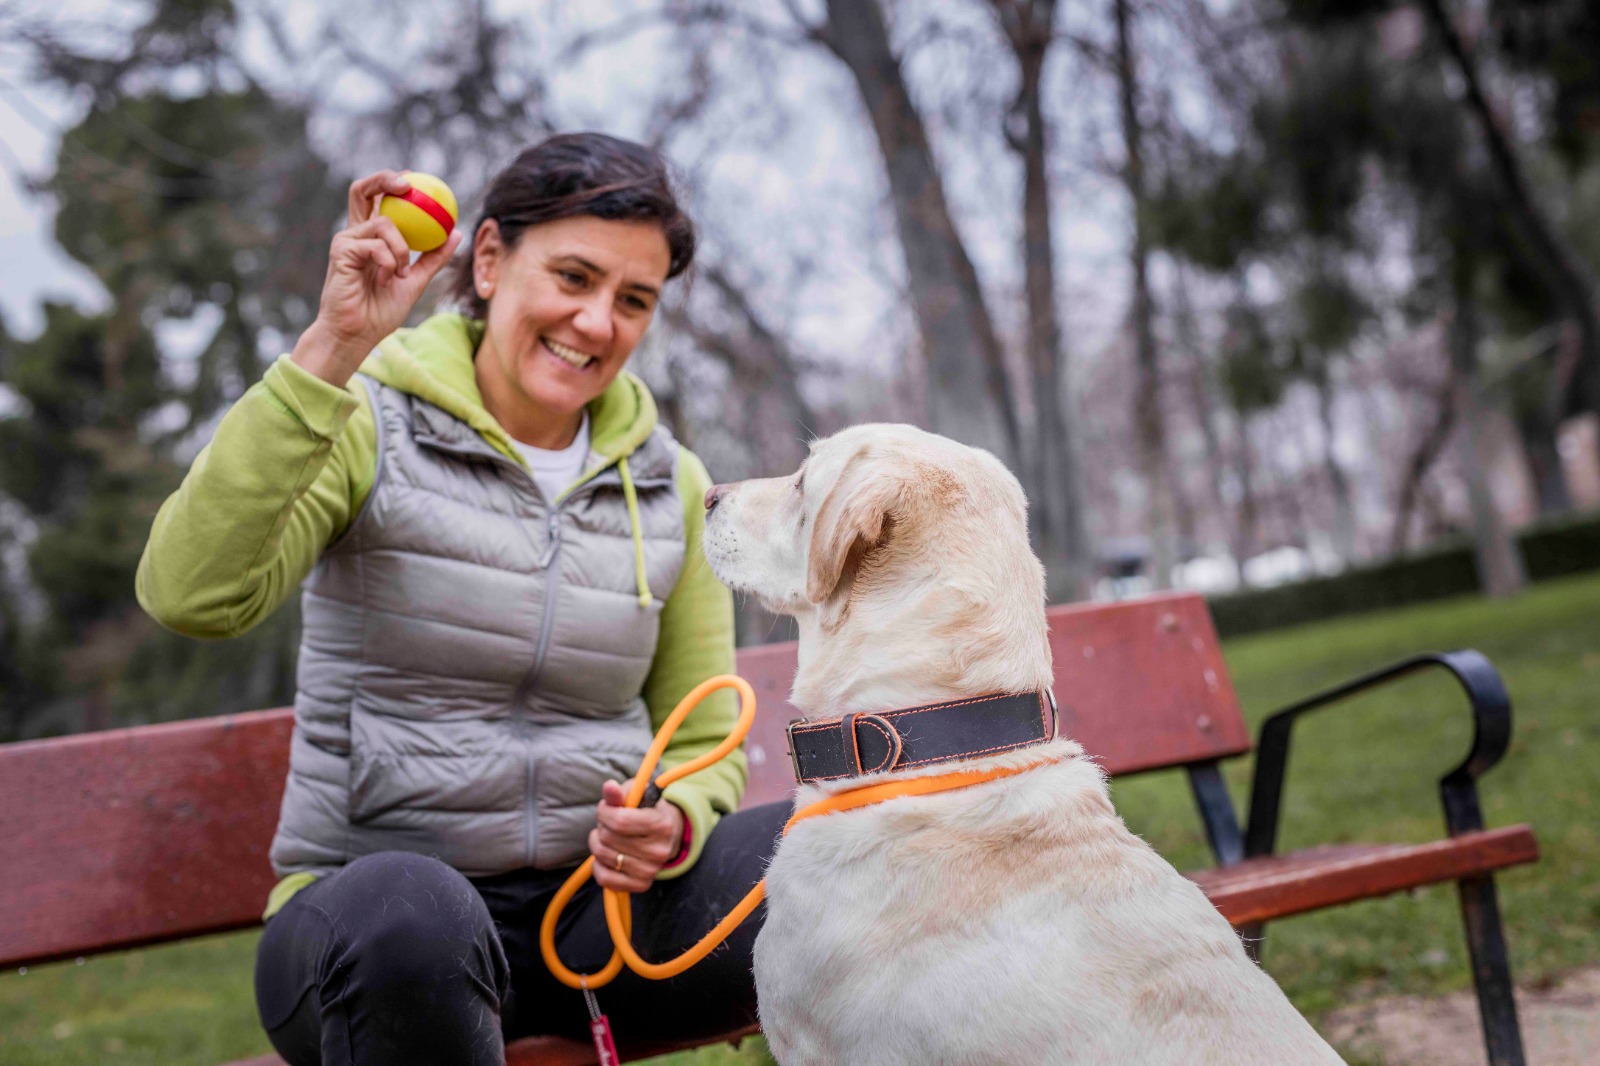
[589,780,685,894]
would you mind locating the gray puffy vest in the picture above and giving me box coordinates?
[269,376,687,878]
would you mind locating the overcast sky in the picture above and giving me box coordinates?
[0,78,107,336]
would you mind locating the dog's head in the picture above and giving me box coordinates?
[702,423,1039,635]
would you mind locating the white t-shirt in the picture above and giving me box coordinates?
[512,413,591,505]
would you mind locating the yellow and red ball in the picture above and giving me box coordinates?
[378,172,458,252]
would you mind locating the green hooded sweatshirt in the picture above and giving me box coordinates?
[137,313,743,917]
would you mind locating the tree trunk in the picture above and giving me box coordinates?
[1450,274,1528,598]
[1314,373,1358,561]
[818,0,1019,470]
[1421,0,1600,424]
[1113,0,1176,589]
[991,0,1094,600]
[1173,267,1246,580]
[1514,405,1572,516]
[1390,382,1456,554]
[1234,413,1261,578]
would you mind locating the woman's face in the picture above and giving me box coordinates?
[473,214,671,435]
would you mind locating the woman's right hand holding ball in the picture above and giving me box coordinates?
[292,171,465,388]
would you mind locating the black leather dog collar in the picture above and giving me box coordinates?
[786,691,1057,784]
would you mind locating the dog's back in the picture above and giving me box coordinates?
[755,746,1343,1065]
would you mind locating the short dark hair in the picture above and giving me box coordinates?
[446,133,696,317]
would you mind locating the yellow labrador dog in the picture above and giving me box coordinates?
[702,424,1343,1066]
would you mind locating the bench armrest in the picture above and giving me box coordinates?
[1244,650,1512,859]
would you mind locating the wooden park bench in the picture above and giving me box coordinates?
[0,592,1538,1065]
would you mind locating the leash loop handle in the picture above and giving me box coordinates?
[539,674,759,990]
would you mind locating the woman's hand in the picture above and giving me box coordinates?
[589,780,686,894]
[292,171,465,388]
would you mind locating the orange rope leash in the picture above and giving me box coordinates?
[539,674,757,990]
[539,674,1047,990]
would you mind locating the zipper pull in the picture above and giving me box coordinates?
[539,510,562,568]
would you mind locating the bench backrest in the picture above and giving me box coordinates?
[0,592,1246,969]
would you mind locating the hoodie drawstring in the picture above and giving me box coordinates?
[617,457,652,608]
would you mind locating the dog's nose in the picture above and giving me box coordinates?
[705,483,727,513]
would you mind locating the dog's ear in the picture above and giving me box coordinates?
[805,448,899,608]
[806,447,962,621]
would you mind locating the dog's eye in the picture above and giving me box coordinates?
[794,473,804,494]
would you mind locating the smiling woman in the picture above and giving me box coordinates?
[470,214,671,448]
[442,135,693,450]
[134,133,789,1066]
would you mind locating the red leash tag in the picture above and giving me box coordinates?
[582,983,620,1064]
[589,1015,619,1064]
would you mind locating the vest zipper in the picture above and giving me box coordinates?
[514,470,613,703]
[538,509,562,568]
[516,506,567,702]
[520,509,563,864]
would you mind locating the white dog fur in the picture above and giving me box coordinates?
[702,423,1343,1065]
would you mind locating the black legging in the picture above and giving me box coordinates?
[254,801,789,1065]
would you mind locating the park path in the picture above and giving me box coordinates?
[1324,966,1600,1065]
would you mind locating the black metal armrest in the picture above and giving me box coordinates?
[1244,650,1512,859]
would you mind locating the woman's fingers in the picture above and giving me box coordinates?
[593,863,653,894]
[347,170,410,225]
[592,824,672,869]
[344,217,413,276]
[596,782,683,842]
[590,781,685,894]
[336,236,401,278]
[596,804,664,839]
[588,828,658,893]
[594,823,674,866]
[413,228,465,279]
[595,787,676,836]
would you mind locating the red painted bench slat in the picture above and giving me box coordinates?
[1190,825,1539,927]
[0,708,292,968]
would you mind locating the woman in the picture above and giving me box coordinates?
[137,133,786,1065]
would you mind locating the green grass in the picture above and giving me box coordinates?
[0,935,265,1065]
[4,573,1599,1064]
